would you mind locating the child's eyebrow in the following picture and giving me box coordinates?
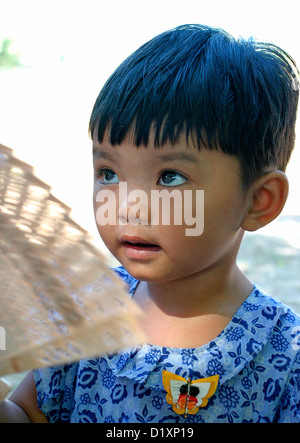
[92,149,116,161]
[157,153,197,163]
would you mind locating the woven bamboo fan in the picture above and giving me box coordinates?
[0,143,145,382]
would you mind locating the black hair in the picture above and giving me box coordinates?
[89,24,299,188]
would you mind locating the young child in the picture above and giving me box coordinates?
[1,23,300,423]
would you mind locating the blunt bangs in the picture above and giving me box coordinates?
[89,24,299,187]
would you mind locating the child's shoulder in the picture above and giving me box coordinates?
[232,284,300,355]
[240,283,300,332]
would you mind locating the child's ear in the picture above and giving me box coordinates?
[241,171,289,232]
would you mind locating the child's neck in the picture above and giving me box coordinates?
[133,264,253,348]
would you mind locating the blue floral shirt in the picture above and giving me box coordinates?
[33,266,300,423]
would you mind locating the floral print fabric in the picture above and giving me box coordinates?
[33,266,300,423]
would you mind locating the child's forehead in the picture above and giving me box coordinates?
[92,131,201,162]
[92,134,242,179]
[93,144,199,169]
[93,126,201,153]
[93,126,244,181]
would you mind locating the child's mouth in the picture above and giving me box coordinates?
[120,236,161,258]
[122,241,161,251]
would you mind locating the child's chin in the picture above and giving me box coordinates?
[120,262,164,282]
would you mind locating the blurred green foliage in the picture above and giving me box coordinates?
[0,38,22,69]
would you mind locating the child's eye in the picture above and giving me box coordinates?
[97,168,119,184]
[158,170,187,186]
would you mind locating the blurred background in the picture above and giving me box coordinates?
[0,0,299,312]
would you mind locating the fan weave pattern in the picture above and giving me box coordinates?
[0,144,144,377]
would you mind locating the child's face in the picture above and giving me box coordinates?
[93,131,249,283]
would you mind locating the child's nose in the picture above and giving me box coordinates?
[117,182,151,226]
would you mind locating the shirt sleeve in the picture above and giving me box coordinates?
[33,362,79,423]
[275,364,300,423]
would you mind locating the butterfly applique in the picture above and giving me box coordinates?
[162,370,219,416]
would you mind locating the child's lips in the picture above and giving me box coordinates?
[120,235,161,258]
[123,242,161,251]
